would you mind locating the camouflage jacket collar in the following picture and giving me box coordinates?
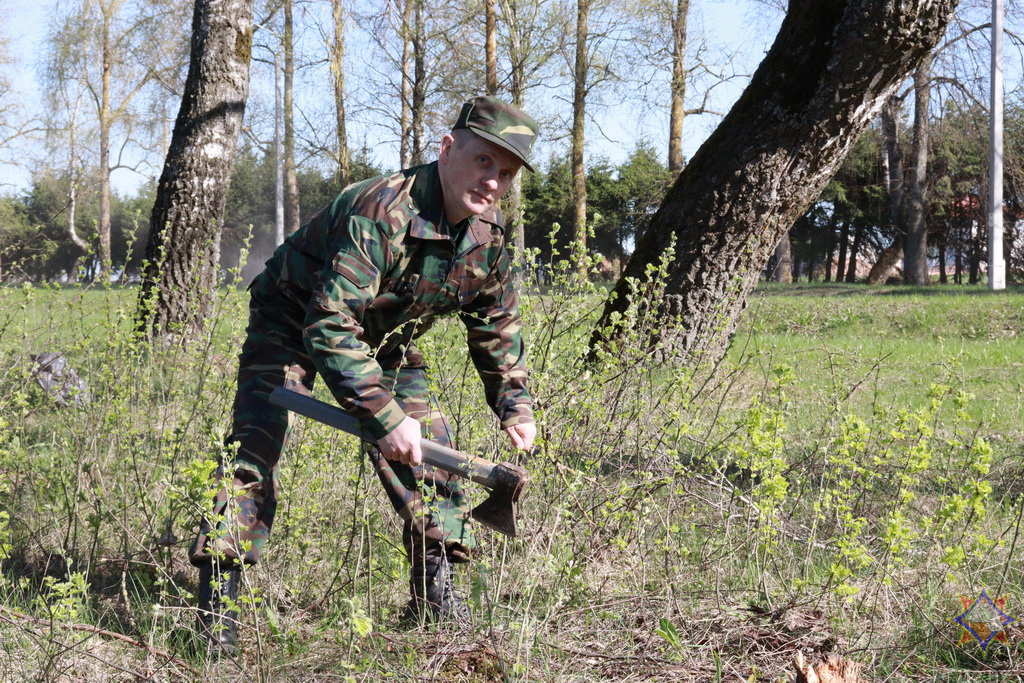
[403,162,504,247]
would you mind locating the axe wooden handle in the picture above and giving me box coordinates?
[268,387,504,490]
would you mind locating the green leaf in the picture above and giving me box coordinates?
[265,605,281,636]
[655,617,683,650]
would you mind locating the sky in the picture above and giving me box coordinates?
[0,0,779,197]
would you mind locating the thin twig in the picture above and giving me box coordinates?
[0,604,197,675]
[540,637,695,668]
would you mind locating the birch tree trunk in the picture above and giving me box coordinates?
[903,52,933,285]
[592,0,956,362]
[867,93,906,284]
[274,55,285,246]
[571,0,590,271]
[881,95,905,223]
[98,1,114,278]
[400,0,413,168]
[331,0,350,187]
[845,222,864,282]
[485,0,498,95]
[771,233,792,283]
[668,0,689,179]
[137,0,253,341]
[283,0,300,235]
[504,0,527,281]
[410,0,426,166]
[65,100,89,281]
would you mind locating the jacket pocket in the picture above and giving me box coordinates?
[332,250,378,290]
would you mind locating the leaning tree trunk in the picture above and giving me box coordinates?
[591,0,955,362]
[65,182,90,283]
[867,241,904,284]
[137,0,253,341]
[65,102,90,282]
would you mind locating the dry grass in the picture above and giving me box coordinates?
[1,282,1023,681]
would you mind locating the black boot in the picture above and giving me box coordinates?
[403,547,470,623]
[197,564,241,657]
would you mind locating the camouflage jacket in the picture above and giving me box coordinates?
[253,162,533,439]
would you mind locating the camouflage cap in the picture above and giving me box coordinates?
[453,96,538,172]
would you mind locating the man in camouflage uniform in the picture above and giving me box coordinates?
[190,96,538,654]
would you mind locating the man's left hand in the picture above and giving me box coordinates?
[504,423,536,452]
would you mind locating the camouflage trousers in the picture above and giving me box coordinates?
[188,307,476,568]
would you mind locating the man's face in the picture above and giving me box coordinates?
[438,130,523,225]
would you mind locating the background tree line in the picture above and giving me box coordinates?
[0,0,1016,297]
[0,137,670,283]
[774,98,1024,285]
[0,0,746,287]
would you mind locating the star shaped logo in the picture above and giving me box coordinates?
[955,590,1016,652]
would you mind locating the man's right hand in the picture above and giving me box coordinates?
[377,416,423,466]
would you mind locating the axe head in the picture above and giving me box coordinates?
[469,462,529,537]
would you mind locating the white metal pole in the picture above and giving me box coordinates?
[990,0,1006,290]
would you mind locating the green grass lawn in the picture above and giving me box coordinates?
[0,281,1022,681]
[738,283,1024,437]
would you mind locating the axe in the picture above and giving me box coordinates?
[268,387,529,537]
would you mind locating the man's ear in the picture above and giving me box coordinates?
[438,133,455,162]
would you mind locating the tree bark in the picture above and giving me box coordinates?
[868,92,907,284]
[591,0,956,362]
[410,0,426,166]
[399,0,413,168]
[668,0,689,179]
[938,232,947,283]
[331,0,350,187]
[867,241,904,284]
[137,0,252,341]
[274,54,285,246]
[507,91,527,283]
[880,94,904,212]
[903,52,932,285]
[823,210,838,282]
[571,0,589,271]
[969,229,980,283]
[283,0,300,235]
[485,0,498,95]
[836,217,850,281]
[954,233,962,283]
[504,2,528,282]
[65,101,89,282]
[98,0,114,278]
[770,231,792,283]
[845,221,863,282]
